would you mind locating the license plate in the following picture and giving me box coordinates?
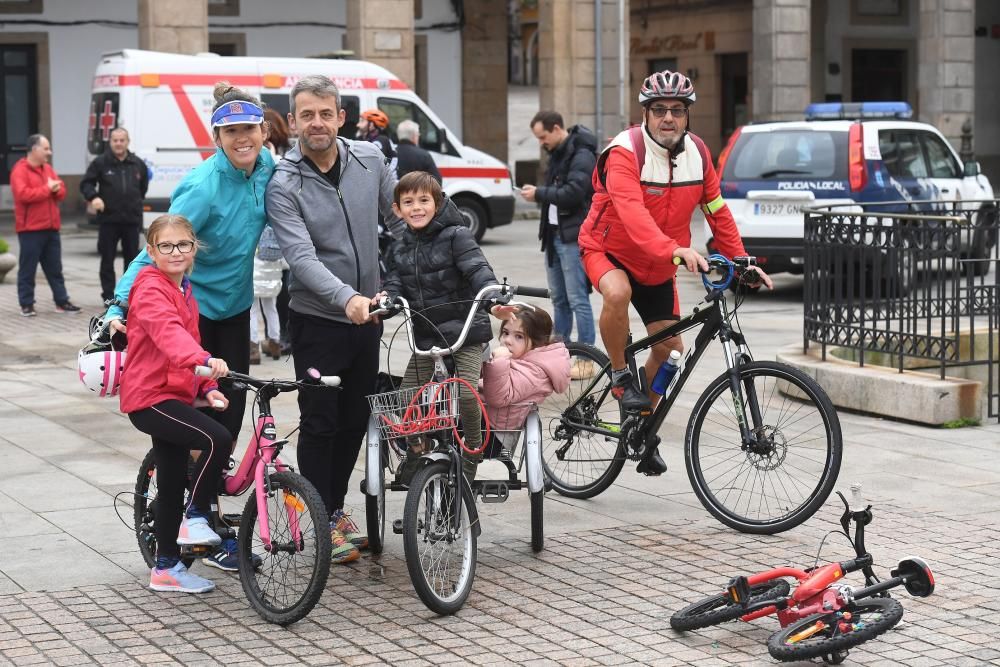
[753,202,803,217]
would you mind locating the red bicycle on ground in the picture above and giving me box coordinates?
[670,489,935,664]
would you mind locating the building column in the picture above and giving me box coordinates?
[137,0,207,54]
[346,0,415,89]
[918,0,974,148]
[461,0,509,162]
[751,0,810,121]
[539,0,627,144]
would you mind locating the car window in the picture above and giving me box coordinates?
[880,130,927,179]
[920,132,960,179]
[724,130,844,181]
[377,97,453,155]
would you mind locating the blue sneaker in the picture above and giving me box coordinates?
[149,562,215,593]
[203,537,263,572]
[203,537,239,571]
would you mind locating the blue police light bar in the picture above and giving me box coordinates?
[805,102,913,120]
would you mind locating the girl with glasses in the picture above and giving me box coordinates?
[119,214,231,593]
[102,81,276,572]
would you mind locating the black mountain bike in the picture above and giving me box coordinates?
[542,255,843,534]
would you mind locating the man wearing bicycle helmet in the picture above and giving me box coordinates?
[578,69,771,475]
[357,108,396,162]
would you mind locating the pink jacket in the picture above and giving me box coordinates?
[482,342,571,430]
[119,266,217,413]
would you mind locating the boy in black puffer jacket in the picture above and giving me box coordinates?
[381,171,504,481]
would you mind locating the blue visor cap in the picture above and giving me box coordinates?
[211,100,264,127]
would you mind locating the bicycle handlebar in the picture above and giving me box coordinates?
[513,284,550,298]
[372,280,548,358]
[672,254,759,291]
[194,365,341,388]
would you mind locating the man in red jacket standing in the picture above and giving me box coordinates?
[578,70,771,474]
[10,134,80,316]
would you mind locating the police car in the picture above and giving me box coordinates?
[706,102,995,277]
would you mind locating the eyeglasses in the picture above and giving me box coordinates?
[648,106,689,119]
[154,241,196,255]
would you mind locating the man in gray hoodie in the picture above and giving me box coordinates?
[266,75,396,564]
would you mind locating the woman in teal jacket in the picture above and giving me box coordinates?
[104,83,274,570]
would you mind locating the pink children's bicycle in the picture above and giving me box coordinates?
[133,367,340,625]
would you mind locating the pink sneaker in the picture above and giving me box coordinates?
[149,562,215,593]
[176,516,221,547]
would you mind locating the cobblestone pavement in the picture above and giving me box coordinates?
[2,501,998,666]
[1,217,999,665]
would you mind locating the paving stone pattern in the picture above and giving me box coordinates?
[0,503,996,666]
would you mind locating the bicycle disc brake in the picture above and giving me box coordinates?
[747,424,787,470]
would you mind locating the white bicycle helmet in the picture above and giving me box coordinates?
[78,342,126,398]
[639,69,696,106]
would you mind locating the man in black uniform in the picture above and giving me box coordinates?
[80,127,149,303]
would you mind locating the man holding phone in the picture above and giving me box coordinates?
[519,110,597,379]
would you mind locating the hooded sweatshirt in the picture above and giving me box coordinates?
[118,266,217,413]
[482,341,571,430]
[382,198,498,349]
[266,138,396,323]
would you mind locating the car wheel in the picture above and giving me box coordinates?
[455,198,488,243]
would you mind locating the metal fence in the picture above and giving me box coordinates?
[802,201,999,421]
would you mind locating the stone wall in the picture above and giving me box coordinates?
[137,0,207,54]
[751,0,810,121]
[918,0,975,149]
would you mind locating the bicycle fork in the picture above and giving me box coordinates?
[251,415,302,554]
[719,337,762,450]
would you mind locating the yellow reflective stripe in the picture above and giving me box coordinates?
[702,195,726,215]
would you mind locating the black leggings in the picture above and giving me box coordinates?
[198,309,251,441]
[289,310,381,517]
[130,400,232,560]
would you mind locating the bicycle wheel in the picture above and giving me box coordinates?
[134,448,194,570]
[767,597,904,662]
[238,471,332,625]
[366,439,387,555]
[530,490,544,553]
[670,579,791,631]
[686,361,842,534]
[540,342,626,499]
[402,460,477,615]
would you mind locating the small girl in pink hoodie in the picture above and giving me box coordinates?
[482,306,571,443]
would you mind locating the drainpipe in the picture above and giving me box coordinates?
[618,0,626,133]
[595,0,603,143]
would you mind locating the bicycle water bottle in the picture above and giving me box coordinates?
[850,482,864,509]
[651,350,682,396]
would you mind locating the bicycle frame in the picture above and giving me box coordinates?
[561,288,761,451]
[219,383,298,552]
[713,498,933,628]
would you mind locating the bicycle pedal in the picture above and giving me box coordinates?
[477,481,509,503]
[392,519,403,534]
[179,544,212,557]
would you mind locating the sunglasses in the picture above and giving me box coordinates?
[648,106,689,119]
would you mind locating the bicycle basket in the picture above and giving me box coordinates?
[367,381,463,442]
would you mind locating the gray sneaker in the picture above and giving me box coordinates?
[149,562,215,593]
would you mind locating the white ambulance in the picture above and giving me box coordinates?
[87,49,514,241]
